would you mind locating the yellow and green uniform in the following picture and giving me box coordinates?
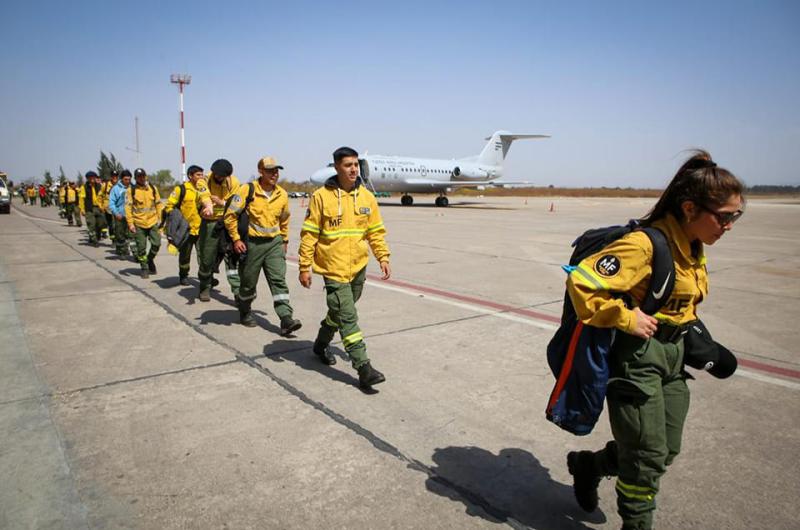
[81,182,106,244]
[298,180,390,283]
[224,182,293,319]
[65,186,81,226]
[299,177,390,368]
[197,174,241,293]
[125,183,163,268]
[99,180,115,238]
[566,213,705,530]
[165,180,207,279]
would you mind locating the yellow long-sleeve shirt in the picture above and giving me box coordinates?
[65,187,78,204]
[196,173,240,221]
[125,183,163,229]
[58,186,66,204]
[299,179,390,283]
[224,182,290,242]
[566,213,708,334]
[164,180,207,236]
[99,181,114,212]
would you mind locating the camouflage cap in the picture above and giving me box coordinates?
[257,156,284,170]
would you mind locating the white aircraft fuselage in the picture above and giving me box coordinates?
[309,130,548,206]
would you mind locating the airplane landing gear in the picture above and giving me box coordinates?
[401,194,414,206]
[435,196,449,207]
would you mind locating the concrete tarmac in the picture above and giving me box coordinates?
[2,196,798,529]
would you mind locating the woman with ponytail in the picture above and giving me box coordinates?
[564,150,745,530]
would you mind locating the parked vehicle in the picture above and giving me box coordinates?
[0,179,11,214]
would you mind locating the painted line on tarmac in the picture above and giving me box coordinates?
[285,257,560,331]
[736,358,800,381]
[735,369,800,390]
[287,258,800,388]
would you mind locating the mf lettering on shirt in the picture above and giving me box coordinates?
[663,297,691,313]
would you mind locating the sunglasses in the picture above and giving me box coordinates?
[699,204,744,226]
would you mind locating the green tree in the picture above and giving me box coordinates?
[97,151,124,180]
[43,170,54,187]
[148,169,176,194]
[76,170,84,187]
[58,165,67,185]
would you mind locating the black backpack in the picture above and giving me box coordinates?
[212,183,255,262]
[545,219,675,435]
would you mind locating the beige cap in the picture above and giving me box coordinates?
[257,156,284,170]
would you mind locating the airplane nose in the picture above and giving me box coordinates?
[310,167,336,184]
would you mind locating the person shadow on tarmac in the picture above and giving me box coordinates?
[426,446,606,529]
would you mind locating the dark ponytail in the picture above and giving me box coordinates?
[641,149,745,226]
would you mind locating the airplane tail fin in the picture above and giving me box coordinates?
[476,131,550,166]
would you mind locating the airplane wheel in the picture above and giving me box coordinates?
[401,195,413,206]
[435,196,449,207]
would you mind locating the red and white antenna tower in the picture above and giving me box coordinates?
[170,73,191,182]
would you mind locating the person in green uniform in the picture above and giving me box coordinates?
[564,150,745,530]
[225,156,301,334]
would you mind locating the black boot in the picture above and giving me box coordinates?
[280,316,302,336]
[238,299,256,327]
[198,286,211,302]
[140,265,149,280]
[147,255,157,274]
[567,451,601,512]
[179,275,190,286]
[313,340,336,365]
[357,361,385,389]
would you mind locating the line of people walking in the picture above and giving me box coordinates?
[65,149,390,391]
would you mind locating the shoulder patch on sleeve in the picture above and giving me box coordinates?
[594,255,621,277]
[359,207,371,215]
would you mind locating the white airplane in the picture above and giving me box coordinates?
[309,130,549,206]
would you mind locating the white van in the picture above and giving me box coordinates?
[0,179,11,214]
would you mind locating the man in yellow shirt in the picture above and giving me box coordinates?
[80,171,106,246]
[125,168,163,279]
[299,147,391,390]
[63,182,81,226]
[100,171,119,241]
[196,159,240,302]
[164,165,213,285]
[225,156,301,333]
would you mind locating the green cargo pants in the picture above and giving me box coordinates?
[237,236,292,319]
[105,212,115,240]
[197,219,240,296]
[65,204,81,226]
[132,225,161,268]
[86,206,106,244]
[316,267,368,369]
[179,234,199,279]
[591,333,690,530]
[114,218,130,255]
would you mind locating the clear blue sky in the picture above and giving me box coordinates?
[1,0,798,187]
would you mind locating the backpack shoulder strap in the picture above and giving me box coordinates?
[176,184,186,209]
[246,183,255,207]
[639,227,675,315]
[150,184,157,202]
